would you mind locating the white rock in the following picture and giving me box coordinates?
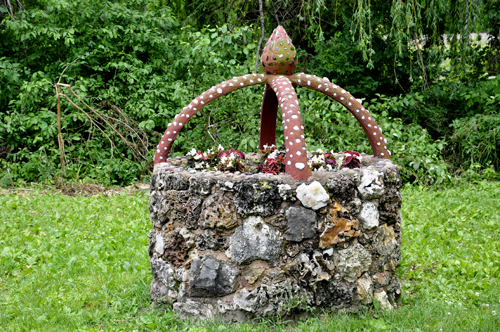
[357,274,374,304]
[155,234,165,255]
[358,202,379,230]
[357,170,384,199]
[374,290,393,311]
[296,181,329,210]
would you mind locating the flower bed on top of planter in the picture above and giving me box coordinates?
[148,151,402,322]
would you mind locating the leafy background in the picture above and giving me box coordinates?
[0,0,499,186]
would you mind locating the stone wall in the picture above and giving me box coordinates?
[148,156,402,322]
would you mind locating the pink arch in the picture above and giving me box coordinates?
[153,73,391,180]
[288,73,391,159]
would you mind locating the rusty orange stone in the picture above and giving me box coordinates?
[319,200,360,248]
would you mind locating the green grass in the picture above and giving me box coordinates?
[1,182,499,331]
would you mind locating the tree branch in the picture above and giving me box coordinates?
[254,0,265,74]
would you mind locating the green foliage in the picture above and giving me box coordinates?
[382,75,500,174]
[0,0,498,186]
[296,89,449,184]
[0,0,259,185]
[1,184,499,330]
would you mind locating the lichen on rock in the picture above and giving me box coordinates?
[228,216,283,267]
[334,243,372,282]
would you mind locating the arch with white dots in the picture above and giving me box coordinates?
[153,73,390,180]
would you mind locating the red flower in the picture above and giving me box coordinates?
[343,150,360,168]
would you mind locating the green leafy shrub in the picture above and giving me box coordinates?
[0,0,259,186]
[296,90,450,184]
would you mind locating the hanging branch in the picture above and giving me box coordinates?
[270,0,280,26]
[254,0,265,74]
[4,0,14,18]
[414,32,429,90]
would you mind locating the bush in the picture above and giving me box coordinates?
[295,90,450,185]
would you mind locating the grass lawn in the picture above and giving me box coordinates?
[1,182,499,331]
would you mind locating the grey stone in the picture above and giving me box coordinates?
[358,202,379,230]
[314,280,354,307]
[283,251,334,286]
[357,170,384,199]
[234,180,282,217]
[150,279,169,302]
[157,173,189,191]
[195,229,227,251]
[296,181,329,210]
[372,224,397,256]
[284,207,317,242]
[326,174,354,194]
[234,279,305,316]
[374,290,393,311]
[334,243,372,282]
[233,288,265,313]
[173,299,216,320]
[199,192,238,230]
[278,184,296,201]
[189,255,240,297]
[228,216,283,267]
[150,254,178,302]
[189,176,213,195]
[378,187,402,224]
[215,180,235,192]
[150,190,202,228]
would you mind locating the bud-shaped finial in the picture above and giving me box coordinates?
[261,26,297,75]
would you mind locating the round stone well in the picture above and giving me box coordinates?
[148,155,402,321]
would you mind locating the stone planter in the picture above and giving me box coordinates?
[148,155,402,322]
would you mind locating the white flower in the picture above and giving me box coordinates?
[316,148,324,154]
[475,292,480,296]
[217,144,224,151]
[221,156,227,163]
[188,148,197,156]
